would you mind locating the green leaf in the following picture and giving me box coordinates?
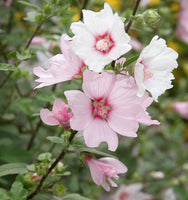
[24,11,37,22]
[56,171,71,177]
[0,63,17,71]
[0,188,10,200]
[123,55,139,67]
[46,136,64,145]
[26,164,35,172]
[16,50,34,61]
[10,98,33,116]
[63,194,91,200]
[37,152,52,162]
[0,163,27,177]
[37,94,56,104]
[77,147,116,158]
[18,1,41,11]
[8,181,28,200]
[71,140,84,147]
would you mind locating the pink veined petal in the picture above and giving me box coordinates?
[108,107,139,137]
[83,118,118,151]
[108,178,118,187]
[99,157,127,174]
[85,157,104,186]
[60,34,72,55]
[82,70,116,101]
[136,108,160,125]
[52,98,68,114]
[101,179,111,192]
[40,109,60,126]
[64,90,93,130]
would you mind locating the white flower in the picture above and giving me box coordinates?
[114,183,153,200]
[134,35,178,101]
[70,3,131,72]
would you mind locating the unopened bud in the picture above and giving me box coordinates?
[35,13,44,24]
[133,14,145,28]
[44,4,53,15]
[143,9,160,26]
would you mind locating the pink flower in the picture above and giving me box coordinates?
[65,70,159,151]
[129,39,143,51]
[140,0,151,8]
[30,36,47,45]
[173,101,188,120]
[176,0,188,44]
[113,183,153,200]
[70,3,131,72]
[5,0,13,7]
[40,98,73,129]
[33,34,85,89]
[85,156,127,191]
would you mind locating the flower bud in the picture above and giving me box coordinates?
[143,9,160,26]
[133,14,145,28]
[43,4,53,15]
[35,13,44,24]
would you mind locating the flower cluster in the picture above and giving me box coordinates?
[34,3,178,191]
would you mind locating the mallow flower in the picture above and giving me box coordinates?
[70,3,131,72]
[134,35,178,101]
[113,183,153,200]
[85,156,127,191]
[40,98,72,129]
[173,101,188,120]
[33,34,85,89]
[65,70,159,151]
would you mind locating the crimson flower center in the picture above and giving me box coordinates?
[96,39,110,52]
[119,192,129,200]
[95,33,114,54]
[140,60,153,80]
[92,100,111,119]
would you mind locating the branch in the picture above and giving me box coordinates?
[26,130,77,200]
[0,21,44,89]
[125,0,141,33]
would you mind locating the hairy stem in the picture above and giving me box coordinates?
[26,130,77,200]
[125,0,141,33]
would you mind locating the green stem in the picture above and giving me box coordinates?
[26,130,77,200]
[125,0,141,33]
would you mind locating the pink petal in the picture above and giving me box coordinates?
[101,180,111,192]
[83,118,118,151]
[60,34,72,55]
[108,75,137,107]
[173,101,188,119]
[85,157,104,185]
[64,90,93,130]
[40,109,59,126]
[108,107,139,137]
[99,157,127,174]
[52,98,68,114]
[82,70,116,101]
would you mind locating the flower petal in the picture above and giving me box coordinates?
[64,90,93,130]
[83,118,118,151]
[82,70,116,100]
[99,157,127,173]
[108,107,139,137]
[40,109,59,126]
[52,98,68,113]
